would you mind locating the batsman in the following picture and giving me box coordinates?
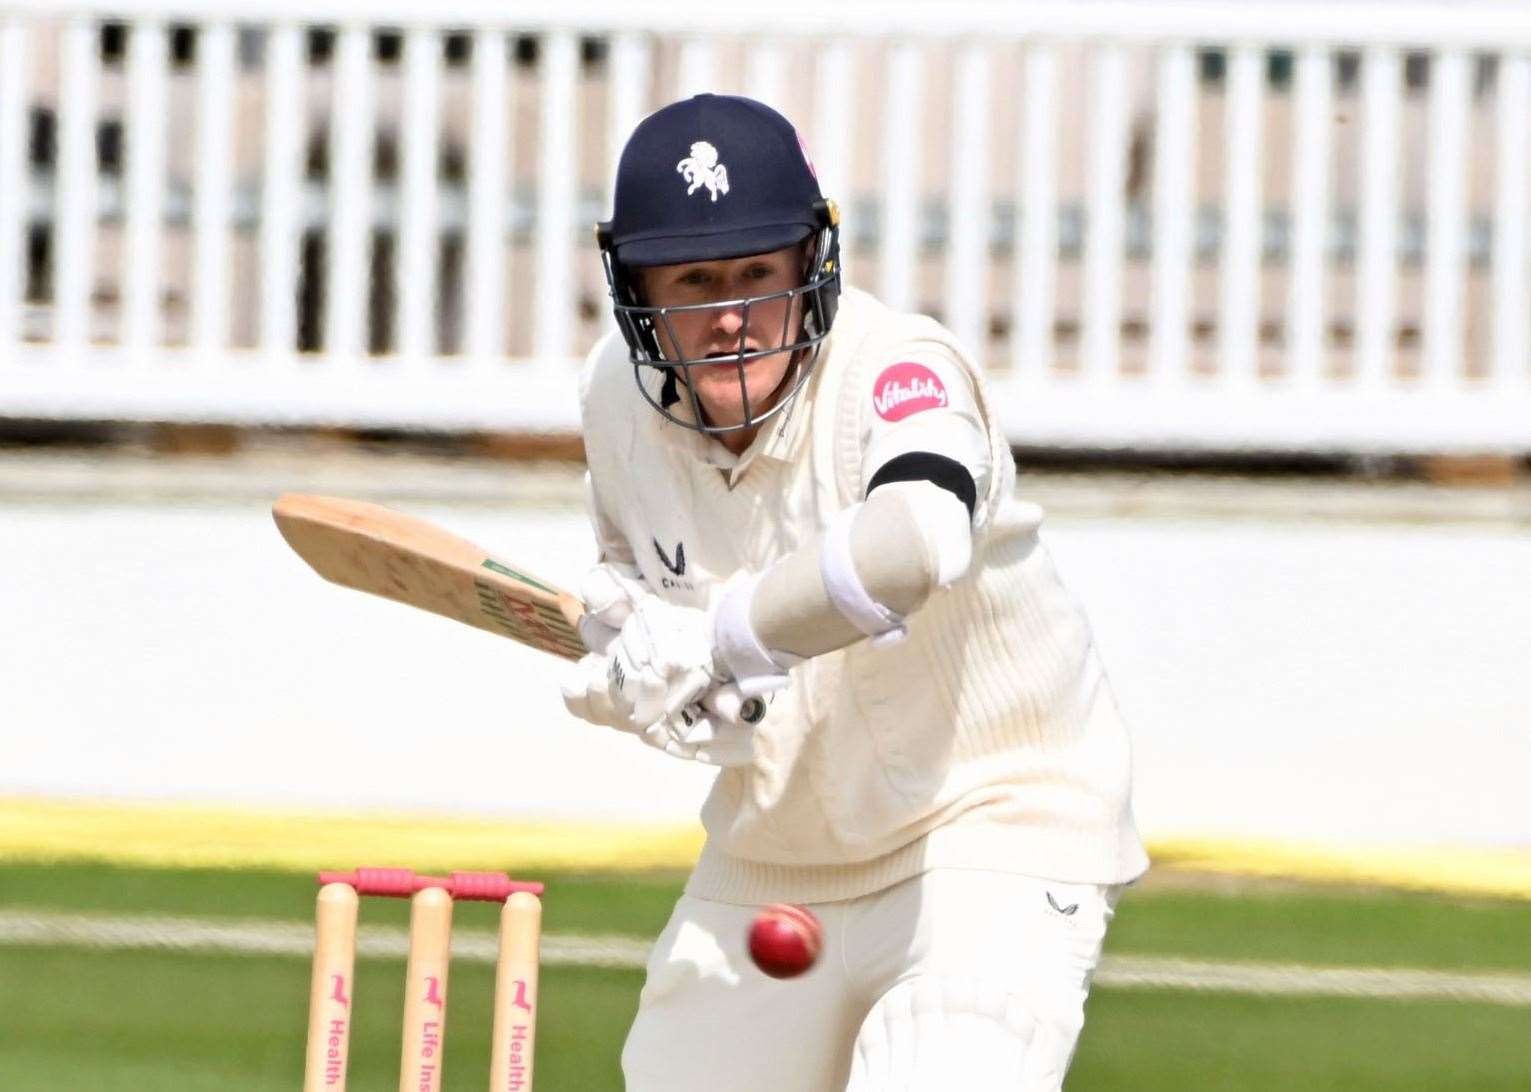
[561,93,1149,1090]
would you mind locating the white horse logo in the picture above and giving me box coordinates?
[677,141,729,201]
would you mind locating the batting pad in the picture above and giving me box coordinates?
[846,974,1051,1091]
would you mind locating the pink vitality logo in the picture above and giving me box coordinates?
[871,361,949,422]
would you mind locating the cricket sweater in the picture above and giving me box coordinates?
[579,286,1149,905]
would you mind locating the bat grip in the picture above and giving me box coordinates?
[699,684,767,726]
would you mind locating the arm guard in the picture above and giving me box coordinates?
[713,478,974,679]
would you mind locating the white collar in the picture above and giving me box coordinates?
[650,370,811,483]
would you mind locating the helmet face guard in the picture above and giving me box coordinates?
[596,198,842,435]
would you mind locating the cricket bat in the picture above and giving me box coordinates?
[272,493,764,725]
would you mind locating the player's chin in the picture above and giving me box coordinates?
[694,375,783,425]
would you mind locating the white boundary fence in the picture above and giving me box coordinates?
[1,1,1529,452]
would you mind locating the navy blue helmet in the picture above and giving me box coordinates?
[596,94,841,434]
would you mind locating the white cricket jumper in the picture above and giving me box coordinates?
[580,286,1149,907]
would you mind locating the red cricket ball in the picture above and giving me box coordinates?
[747,903,823,979]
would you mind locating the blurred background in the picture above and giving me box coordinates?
[2,0,1529,1088]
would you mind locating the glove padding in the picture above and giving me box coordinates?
[562,564,649,729]
[606,596,720,730]
[569,563,715,729]
[560,649,754,767]
[560,564,756,767]
[561,651,626,729]
[576,563,649,654]
[640,702,755,767]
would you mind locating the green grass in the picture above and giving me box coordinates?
[3,946,636,1090]
[1107,884,1531,974]
[6,861,1528,971]
[0,861,687,937]
[1072,992,1531,1091]
[3,862,1529,1089]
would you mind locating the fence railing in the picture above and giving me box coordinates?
[2,1,1529,451]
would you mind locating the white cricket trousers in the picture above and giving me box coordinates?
[622,868,1120,1091]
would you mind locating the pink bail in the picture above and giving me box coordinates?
[317,868,544,901]
[447,871,546,901]
[318,867,420,897]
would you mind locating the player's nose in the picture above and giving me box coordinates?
[711,304,746,340]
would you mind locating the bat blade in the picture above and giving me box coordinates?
[273,493,766,726]
[273,493,587,661]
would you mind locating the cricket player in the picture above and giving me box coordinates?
[561,93,1149,1091]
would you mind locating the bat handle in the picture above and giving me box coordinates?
[699,684,767,726]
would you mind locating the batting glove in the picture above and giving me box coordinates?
[560,650,629,729]
[606,597,720,731]
[561,562,658,729]
[635,704,756,767]
[561,649,755,766]
[575,562,652,655]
